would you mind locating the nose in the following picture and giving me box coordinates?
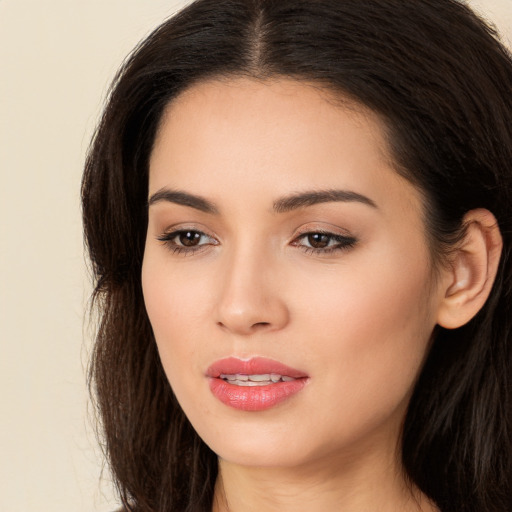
[215,247,290,336]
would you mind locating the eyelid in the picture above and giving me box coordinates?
[291,225,358,255]
[293,223,353,238]
[292,222,356,242]
[154,223,357,256]
[156,225,219,255]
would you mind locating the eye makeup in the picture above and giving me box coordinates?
[157,228,218,255]
[156,227,358,257]
[291,230,358,255]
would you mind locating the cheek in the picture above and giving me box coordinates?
[295,246,436,423]
[142,256,218,430]
[141,252,209,375]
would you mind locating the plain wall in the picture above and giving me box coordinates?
[0,1,510,511]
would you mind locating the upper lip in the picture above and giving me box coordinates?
[206,357,308,379]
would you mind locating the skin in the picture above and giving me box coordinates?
[142,77,449,511]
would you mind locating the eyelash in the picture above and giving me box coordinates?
[292,231,357,255]
[157,229,357,256]
[157,230,218,255]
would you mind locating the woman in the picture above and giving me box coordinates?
[81,0,512,511]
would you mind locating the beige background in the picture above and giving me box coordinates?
[0,1,510,511]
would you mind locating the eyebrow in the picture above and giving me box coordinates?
[273,189,378,213]
[147,188,377,214]
[148,189,219,214]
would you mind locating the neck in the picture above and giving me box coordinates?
[212,447,438,512]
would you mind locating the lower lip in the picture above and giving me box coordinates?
[208,377,307,411]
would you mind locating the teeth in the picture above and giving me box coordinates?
[234,380,269,386]
[248,374,270,381]
[219,373,297,385]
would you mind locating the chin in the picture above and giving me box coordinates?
[212,437,314,469]
[195,413,346,471]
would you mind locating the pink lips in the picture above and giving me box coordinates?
[206,357,308,411]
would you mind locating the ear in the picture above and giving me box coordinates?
[436,208,502,329]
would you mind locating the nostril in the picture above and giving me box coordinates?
[252,322,271,329]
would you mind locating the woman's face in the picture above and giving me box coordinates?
[142,78,444,469]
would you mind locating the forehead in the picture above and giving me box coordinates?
[155,77,388,161]
[149,77,422,219]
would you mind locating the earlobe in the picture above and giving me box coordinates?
[436,209,502,329]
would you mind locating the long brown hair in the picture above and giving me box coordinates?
[82,1,512,510]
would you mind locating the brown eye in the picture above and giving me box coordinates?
[293,231,357,254]
[307,233,331,249]
[179,231,202,247]
[157,229,218,254]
